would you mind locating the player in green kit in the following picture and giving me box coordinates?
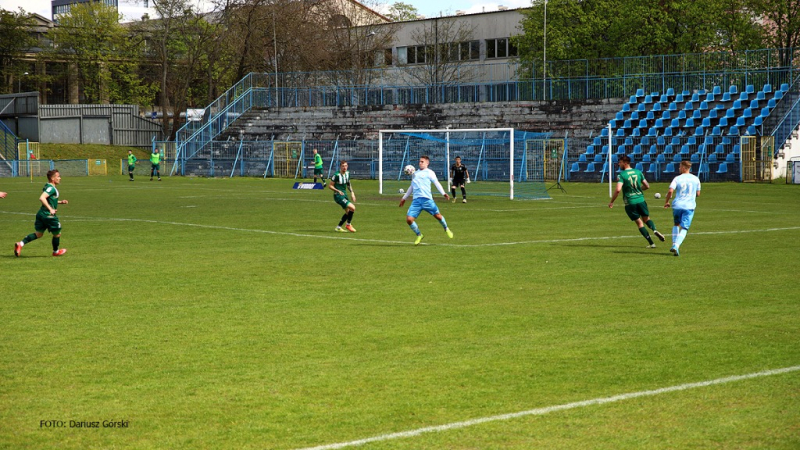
[15,169,69,257]
[150,149,162,181]
[328,160,356,232]
[127,150,137,181]
[312,148,325,186]
[608,155,665,248]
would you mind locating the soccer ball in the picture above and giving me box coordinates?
[404,165,415,176]
[654,192,662,199]
[398,188,404,194]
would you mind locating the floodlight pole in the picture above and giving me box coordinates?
[543,0,547,101]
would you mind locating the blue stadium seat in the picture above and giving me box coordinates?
[659,94,669,103]
[716,162,728,174]
[585,145,594,154]
[767,98,777,109]
[763,84,772,93]
[637,103,646,112]
[718,117,729,128]
[648,127,658,137]
[579,153,588,162]
[629,95,638,104]
[715,144,725,155]
[733,144,740,155]
[739,92,749,101]
[774,90,784,101]
[780,83,789,92]
[746,84,755,94]
[749,99,760,110]
[636,88,645,97]
[585,162,596,173]
[682,90,691,97]
[657,136,666,146]
[705,93,715,102]
[721,92,732,102]
[630,111,640,121]
[694,126,705,136]
[609,119,617,129]
[644,95,653,104]
[756,91,766,101]
[680,144,691,155]
[644,112,654,123]
[714,103,725,110]
[641,136,651,146]
[670,118,681,128]
[691,92,700,102]
[649,144,659,155]
[708,109,718,120]
[712,86,722,96]
[601,128,609,137]
[664,144,675,155]
[631,128,641,137]
[703,136,714,146]
[684,101,694,111]
[735,116,746,127]
[622,103,631,112]
[663,127,673,137]
[656,154,666,163]
[726,153,736,163]
[570,162,580,173]
[687,136,697,146]
[664,162,676,174]
[661,110,671,120]
[692,109,702,119]
[678,110,687,120]
[673,153,683,163]
[617,145,627,155]
[708,153,718,163]
[690,153,700,163]
[647,163,658,174]
[615,112,625,121]
[595,154,604,162]
[732,100,743,110]
[722,136,732,145]
[725,108,736,119]
[623,119,633,129]
[700,163,710,175]
[730,124,741,135]
[701,117,711,128]
[746,125,757,136]
[625,137,634,146]
[635,162,644,171]
[642,154,652,163]
[742,108,753,119]
[666,88,676,97]
[633,144,642,155]
[729,85,738,95]
[652,103,662,112]
[616,128,626,137]
[593,136,603,146]
[754,116,763,127]
[698,102,709,111]
[668,102,678,111]
[670,136,681,146]
[684,118,695,128]
[711,126,721,136]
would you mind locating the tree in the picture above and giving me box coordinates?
[44,2,155,104]
[750,0,800,65]
[0,9,37,94]
[386,2,420,21]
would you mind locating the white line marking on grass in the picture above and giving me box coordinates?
[296,365,800,450]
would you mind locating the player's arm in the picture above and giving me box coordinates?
[348,181,356,203]
[663,188,675,208]
[431,174,450,200]
[39,191,56,214]
[641,178,650,190]
[399,185,413,206]
[608,182,623,208]
[327,180,340,194]
[465,167,470,182]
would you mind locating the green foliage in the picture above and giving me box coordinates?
[0,178,798,449]
[38,143,148,160]
[0,9,37,94]
[386,1,420,21]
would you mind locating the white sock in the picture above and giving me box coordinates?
[675,228,688,247]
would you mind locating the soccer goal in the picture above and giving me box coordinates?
[378,128,551,200]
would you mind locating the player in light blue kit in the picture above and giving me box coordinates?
[399,155,453,245]
[663,160,701,256]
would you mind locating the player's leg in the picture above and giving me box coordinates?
[345,204,356,232]
[150,165,155,180]
[428,200,453,238]
[672,209,693,254]
[460,184,467,202]
[627,205,654,247]
[334,197,350,232]
[642,214,665,241]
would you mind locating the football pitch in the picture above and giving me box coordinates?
[1,176,798,449]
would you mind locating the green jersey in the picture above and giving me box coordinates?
[40,183,59,213]
[128,154,137,166]
[617,168,646,205]
[331,170,350,195]
[314,153,323,169]
[150,152,161,165]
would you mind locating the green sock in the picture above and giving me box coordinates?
[639,227,653,244]
[52,237,60,252]
[646,219,656,231]
[22,233,38,244]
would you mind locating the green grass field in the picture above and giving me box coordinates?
[1,175,798,450]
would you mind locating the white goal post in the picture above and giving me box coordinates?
[378,128,519,199]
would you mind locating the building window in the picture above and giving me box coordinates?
[486,38,518,59]
[397,45,427,65]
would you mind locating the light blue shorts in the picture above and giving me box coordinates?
[407,197,440,219]
[672,208,695,230]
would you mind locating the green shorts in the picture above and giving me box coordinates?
[151,164,160,171]
[128,165,135,172]
[314,168,323,176]
[624,202,650,221]
[34,210,62,234]
[334,194,351,209]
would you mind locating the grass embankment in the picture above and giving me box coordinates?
[38,144,150,161]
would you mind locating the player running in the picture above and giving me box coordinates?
[664,160,702,256]
[608,155,665,248]
[329,160,357,232]
[14,169,68,257]
[399,155,453,245]
[449,156,470,203]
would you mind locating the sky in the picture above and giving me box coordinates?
[0,0,532,23]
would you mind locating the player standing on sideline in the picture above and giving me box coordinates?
[14,169,68,257]
[312,148,326,186]
[664,160,701,256]
[127,150,137,181]
[329,160,357,233]
[449,156,470,203]
[150,148,162,181]
[608,155,665,248]
[399,155,453,245]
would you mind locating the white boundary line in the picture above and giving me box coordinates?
[296,365,800,450]
[1,211,798,247]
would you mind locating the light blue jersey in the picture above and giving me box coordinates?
[402,168,446,200]
[669,173,701,210]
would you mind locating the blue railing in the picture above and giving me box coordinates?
[0,120,19,160]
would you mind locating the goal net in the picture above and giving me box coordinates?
[378,128,551,200]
